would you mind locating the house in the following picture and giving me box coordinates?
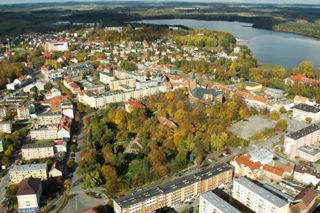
[44,41,68,52]
[42,96,68,112]
[297,145,320,162]
[9,164,47,184]
[190,87,225,103]
[16,106,30,120]
[0,106,7,121]
[284,124,320,158]
[125,100,145,113]
[57,116,72,139]
[61,100,74,119]
[291,104,320,123]
[30,125,58,140]
[265,87,284,99]
[45,88,62,100]
[230,154,263,180]
[263,164,284,181]
[285,74,319,86]
[49,162,64,178]
[0,121,12,134]
[6,75,33,91]
[244,81,263,92]
[0,139,4,152]
[37,112,62,125]
[293,165,320,186]
[16,177,42,213]
[54,139,67,152]
[290,187,318,213]
[22,144,54,160]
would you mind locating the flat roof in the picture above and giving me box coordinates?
[9,163,47,173]
[201,191,241,213]
[292,104,320,113]
[114,163,232,208]
[234,177,288,208]
[298,145,320,156]
[287,124,320,140]
[22,143,54,149]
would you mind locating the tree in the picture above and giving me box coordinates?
[70,144,77,153]
[270,111,280,121]
[275,119,288,132]
[210,132,228,151]
[101,165,120,194]
[64,179,72,194]
[66,159,75,168]
[82,171,101,189]
[292,61,314,78]
[305,117,312,124]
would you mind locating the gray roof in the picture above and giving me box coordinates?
[9,164,47,173]
[22,143,54,149]
[191,88,222,100]
[287,124,320,140]
[292,104,320,113]
[234,177,289,208]
[201,191,241,213]
[244,81,261,87]
[114,163,232,208]
[298,145,320,156]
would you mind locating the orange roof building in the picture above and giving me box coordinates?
[230,154,263,180]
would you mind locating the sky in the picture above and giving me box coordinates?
[0,0,320,5]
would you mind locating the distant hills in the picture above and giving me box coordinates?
[0,0,320,5]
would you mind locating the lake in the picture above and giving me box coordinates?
[134,19,320,69]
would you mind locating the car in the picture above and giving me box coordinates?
[70,153,76,158]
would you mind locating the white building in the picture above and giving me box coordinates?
[292,104,320,123]
[45,88,62,100]
[9,164,47,184]
[16,177,42,213]
[293,165,320,186]
[21,144,54,160]
[45,41,68,52]
[199,190,241,213]
[297,145,320,162]
[0,121,12,134]
[54,139,67,152]
[232,177,290,213]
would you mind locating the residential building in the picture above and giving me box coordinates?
[61,100,74,119]
[21,144,54,160]
[0,139,3,152]
[0,106,7,121]
[136,80,160,89]
[125,100,145,113]
[49,162,63,178]
[293,165,320,186]
[36,112,62,125]
[190,87,224,103]
[263,164,284,181]
[244,81,263,92]
[16,106,30,120]
[283,124,320,158]
[6,75,33,91]
[232,177,290,213]
[99,70,114,84]
[108,78,136,91]
[16,177,42,213]
[9,164,47,184]
[44,41,68,52]
[199,190,242,213]
[297,145,320,162]
[292,104,320,123]
[285,74,319,86]
[265,88,284,99]
[250,148,274,165]
[113,163,233,213]
[54,139,67,152]
[290,187,318,213]
[230,154,263,180]
[30,125,58,140]
[57,116,72,139]
[45,88,62,100]
[0,121,12,134]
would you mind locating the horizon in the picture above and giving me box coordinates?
[0,0,320,5]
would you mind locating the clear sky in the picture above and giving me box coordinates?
[0,0,320,5]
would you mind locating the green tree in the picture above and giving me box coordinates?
[270,111,280,121]
[275,119,288,132]
[210,132,228,151]
[82,171,101,189]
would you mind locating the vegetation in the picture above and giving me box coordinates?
[79,90,251,195]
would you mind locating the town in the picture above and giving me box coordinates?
[0,22,320,213]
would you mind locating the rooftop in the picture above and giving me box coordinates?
[234,177,289,208]
[287,124,320,140]
[201,190,241,213]
[114,163,232,208]
[9,163,47,173]
[298,145,320,156]
[16,177,41,196]
[292,104,320,113]
[22,143,54,149]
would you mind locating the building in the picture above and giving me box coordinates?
[45,88,62,100]
[21,144,54,160]
[230,154,263,180]
[263,164,284,181]
[16,106,31,120]
[0,121,12,134]
[0,106,7,121]
[6,75,33,91]
[291,104,320,123]
[54,139,67,152]
[125,100,146,113]
[0,139,3,152]
[283,124,320,158]
[57,116,72,139]
[250,148,274,165]
[285,74,319,86]
[61,100,74,119]
[244,81,263,92]
[16,177,42,213]
[49,162,64,178]
[45,41,68,52]
[265,88,284,99]
[199,190,242,213]
[293,165,320,186]
[113,163,233,213]
[190,87,224,103]
[290,187,318,213]
[36,112,62,125]
[9,164,47,184]
[232,177,290,213]
[297,145,320,162]
[30,125,58,140]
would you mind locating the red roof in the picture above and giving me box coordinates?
[289,74,306,82]
[126,100,145,109]
[263,165,284,177]
[234,154,262,172]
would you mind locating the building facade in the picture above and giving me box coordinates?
[22,144,54,160]
[9,164,47,184]
[16,178,42,213]
[292,104,320,123]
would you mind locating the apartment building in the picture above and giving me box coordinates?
[30,125,58,140]
[17,177,42,213]
[16,106,31,120]
[230,154,263,180]
[292,104,320,123]
[108,78,137,91]
[44,41,68,52]
[0,121,12,134]
[199,190,242,213]
[293,165,320,186]
[113,163,233,213]
[232,177,290,213]
[9,164,47,184]
[283,124,320,158]
[36,112,62,125]
[297,145,320,162]
[22,144,54,160]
